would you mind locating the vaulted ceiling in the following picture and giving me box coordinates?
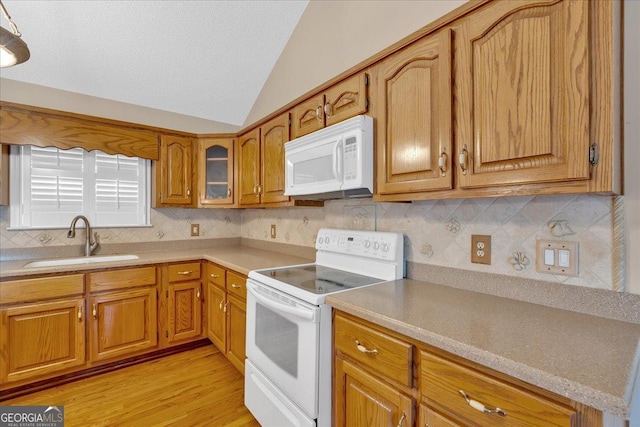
[0,0,309,126]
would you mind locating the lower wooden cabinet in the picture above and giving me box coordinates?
[204,261,247,374]
[334,311,600,427]
[89,287,158,363]
[1,298,86,384]
[164,261,203,345]
[335,357,414,427]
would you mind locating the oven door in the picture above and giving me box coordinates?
[246,279,321,418]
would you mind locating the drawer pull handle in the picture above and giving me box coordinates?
[223,301,228,313]
[177,271,193,275]
[78,306,82,321]
[231,283,242,289]
[458,145,469,175]
[219,300,224,311]
[354,339,378,355]
[396,411,407,427]
[459,390,506,417]
[92,303,97,319]
[210,273,220,278]
[196,288,201,299]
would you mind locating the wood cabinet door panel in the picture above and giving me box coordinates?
[1,298,86,383]
[159,135,193,205]
[90,288,157,362]
[206,282,227,353]
[167,281,202,344]
[238,129,261,205]
[376,30,453,195]
[456,0,589,188]
[198,137,235,206]
[260,114,290,204]
[335,357,414,427]
[226,294,246,374]
[324,73,368,127]
[291,94,325,139]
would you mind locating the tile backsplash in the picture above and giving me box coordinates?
[241,195,622,292]
[0,194,622,292]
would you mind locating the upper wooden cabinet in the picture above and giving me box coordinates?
[455,0,589,189]
[238,113,291,207]
[198,137,235,207]
[375,0,619,201]
[291,72,369,139]
[155,134,195,207]
[375,29,453,196]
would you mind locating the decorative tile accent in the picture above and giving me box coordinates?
[509,252,530,271]
[546,219,576,237]
[37,233,53,245]
[445,218,460,233]
[420,243,433,258]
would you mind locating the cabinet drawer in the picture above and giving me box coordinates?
[1,274,84,305]
[206,263,226,288]
[226,271,247,300]
[334,313,412,387]
[88,266,157,293]
[420,351,576,427]
[167,262,201,283]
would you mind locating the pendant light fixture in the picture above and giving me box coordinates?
[0,0,29,68]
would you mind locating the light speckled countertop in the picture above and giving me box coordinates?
[327,279,640,420]
[0,245,313,279]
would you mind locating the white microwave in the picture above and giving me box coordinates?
[284,115,373,200]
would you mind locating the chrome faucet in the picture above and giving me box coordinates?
[67,215,99,256]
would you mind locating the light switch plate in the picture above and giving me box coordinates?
[190,223,200,237]
[536,240,578,276]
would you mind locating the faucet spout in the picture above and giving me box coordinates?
[67,215,99,257]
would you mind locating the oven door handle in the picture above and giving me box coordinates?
[248,284,317,321]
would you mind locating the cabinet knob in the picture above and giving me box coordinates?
[187,188,191,197]
[253,185,259,195]
[354,339,378,355]
[458,145,469,175]
[438,148,448,177]
[196,288,201,299]
[77,305,82,321]
[227,188,232,198]
[223,301,228,313]
[92,303,97,319]
[458,390,506,416]
[219,300,224,311]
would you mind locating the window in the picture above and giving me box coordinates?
[10,145,151,229]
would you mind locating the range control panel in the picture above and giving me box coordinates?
[316,228,403,261]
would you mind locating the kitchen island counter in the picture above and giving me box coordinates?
[327,279,640,421]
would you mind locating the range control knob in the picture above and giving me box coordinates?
[318,237,324,244]
[382,243,389,252]
[364,240,371,248]
[373,242,380,250]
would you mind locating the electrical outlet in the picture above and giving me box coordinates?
[471,235,491,265]
[190,223,200,237]
[536,240,578,276]
[270,224,276,239]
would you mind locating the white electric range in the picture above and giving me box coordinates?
[245,228,405,427]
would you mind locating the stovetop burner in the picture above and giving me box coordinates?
[262,264,382,295]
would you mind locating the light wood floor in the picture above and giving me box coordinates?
[3,344,260,427]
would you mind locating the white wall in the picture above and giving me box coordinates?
[243,0,466,126]
[624,0,639,294]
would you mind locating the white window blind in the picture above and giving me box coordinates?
[10,146,150,229]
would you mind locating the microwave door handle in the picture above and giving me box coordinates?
[247,284,316,321]
[333,138,343,179]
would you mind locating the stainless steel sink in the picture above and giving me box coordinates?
[23,254,139,268]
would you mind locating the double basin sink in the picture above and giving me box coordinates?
[23,254,139,268]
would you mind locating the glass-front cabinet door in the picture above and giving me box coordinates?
[198,138,235,206]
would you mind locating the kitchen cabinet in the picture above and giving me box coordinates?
[204,262,248,374]
[375,0,619,201]
[0,274,86,387]
[238,113,290,207]
[87,267,158,363]
[291,72,369,139]
[375,29,453,196]
[455,0,589,190]
[198,137,235,207]
[155,134,195,207]
[0,144,9,206]
[164,262,202,345]
[334,311,598,427]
